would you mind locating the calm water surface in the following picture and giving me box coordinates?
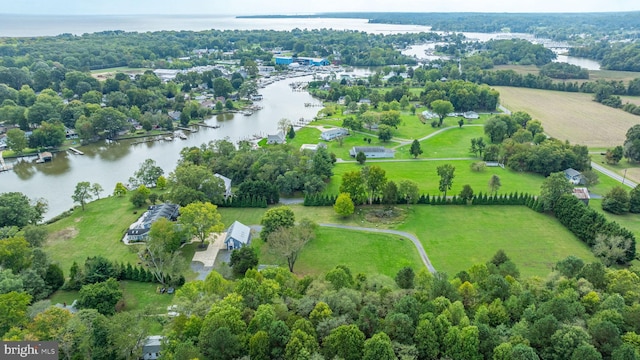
[2,76,322,219]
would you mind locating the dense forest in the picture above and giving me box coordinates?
[569,42,640,72]
[0,29,447,70]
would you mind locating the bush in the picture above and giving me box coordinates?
[470,161,486,172]
[602,186,630,215]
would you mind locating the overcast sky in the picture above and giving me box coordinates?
[3,0,639,15]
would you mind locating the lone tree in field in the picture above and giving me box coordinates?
[430,100,454,127]
[437,164,455,197]
[410,139,423,158]
[334,193,355,218]
[268,219,316,272]
[72,181,93,211]
[488,175,501,195]
[178,201,224,248]
[113,182,128,197]
[260,206,295,240]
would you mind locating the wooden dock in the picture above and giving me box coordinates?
[194,123,221,129]
[0,151,12,173]
[176,127,195,132]
[68,147,84,155]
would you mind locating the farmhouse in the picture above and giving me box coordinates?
[124,203,180,243]
[320,127,349,141]
[214,173,233,199]
[564,168,584,185]
[349,146,395,158]
[572,187,590,205]
[300,143,327,152]
[267,131,286,144]
[224,221,252,250]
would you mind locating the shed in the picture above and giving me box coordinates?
[572,187,590,205]
[463,111,479,120]
[224,221,252,250]
[300,143,327,152]
[349,146,395,158]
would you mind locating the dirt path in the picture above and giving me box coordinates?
[319,223,436,273]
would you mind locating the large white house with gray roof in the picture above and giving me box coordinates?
[349,146,395,158]
[214,173,233,199]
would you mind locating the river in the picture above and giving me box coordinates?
[1,75,322,219]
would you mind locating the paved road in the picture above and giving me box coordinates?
[319,223,436,273]
[591,162,638,188]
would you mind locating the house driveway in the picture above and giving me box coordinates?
[190,232,225,279]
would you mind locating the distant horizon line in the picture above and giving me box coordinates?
[1,10,640,16]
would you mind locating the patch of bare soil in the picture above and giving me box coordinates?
[49,227,78,243]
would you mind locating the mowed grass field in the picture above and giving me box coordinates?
[397,206,597,278]
[254,227,424,278]
[45,196,143,274]
[495,86,640,147]
[324,160,545,196]
[220,205,596,278]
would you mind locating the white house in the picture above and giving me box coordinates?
[564,168,584,185]
[124,203,180,243]
[320,127,349,141]
[267,131,286,144]
[214,173,233,199]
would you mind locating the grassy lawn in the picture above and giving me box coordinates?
[49,281,175,313]
[396,206,597,278]
[394,125,484,159]
[324,161,545,196]
[591,153,640,186]
[255,227,423,278]
[495,86,640,147]
[45,196,144,274]
[287,127,397,160]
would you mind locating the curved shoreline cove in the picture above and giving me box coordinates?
[1,76,322,219]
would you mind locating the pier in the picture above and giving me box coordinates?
[68,147,84,155]
[0,151,12,173]
[194,123,221,129]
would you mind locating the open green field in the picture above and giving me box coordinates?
[45,196,143,274]
[220,204,595,278]
[254,227,424,278]
[493,65,640,84]
[394,125,484,159]
[49,281,174,312]
[324,160,545,196]
[90,66,148,80]
[287,126,398,160]
[396,206,597,278]
[495,86,640,147]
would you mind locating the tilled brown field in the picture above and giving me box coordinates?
[495,86,640,147]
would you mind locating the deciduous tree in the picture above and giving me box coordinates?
[334,193,355,218]
[539,171,573,212]
[410,139,423,158]
[178,202,224,248]
[430,99,454,127]
[437,164,456,197]
[71,181,93,211]
[260,206,295,241]
[268,220,316,272]
[6,128,27,154]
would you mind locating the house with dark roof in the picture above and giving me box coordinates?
[572,187,590,205]
[214,173,233,199]
[124,203,180,243]
[564,168,584,185]
[349,146,395,158]
[224,221,252,250]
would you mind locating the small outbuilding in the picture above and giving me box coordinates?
[349,146,395,158]
[572,187,590,205]
[463,111,479,120]
[224,221,252,250]
[300,143,327,152]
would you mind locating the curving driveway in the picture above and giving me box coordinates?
[319,223,436,273]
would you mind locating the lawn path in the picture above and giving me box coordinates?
[391,123,484,149]
[318,223,436,273]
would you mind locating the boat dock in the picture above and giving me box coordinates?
[68,147,84,155]
[176,127,195,132]
[0,151,13,173]
[194,123,221,129]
